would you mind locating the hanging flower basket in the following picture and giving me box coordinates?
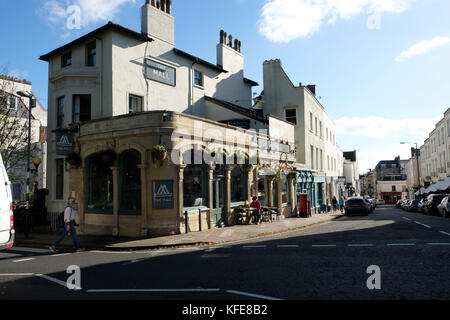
[288,170,298,179]
[66,153,81,167]
[152,145,167,163]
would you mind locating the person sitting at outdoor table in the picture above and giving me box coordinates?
[250,197,262,224]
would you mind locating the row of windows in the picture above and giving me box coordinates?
[61,41,96,68]
[56,93,144,127]
[308,112,336,145]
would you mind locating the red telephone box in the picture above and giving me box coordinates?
[298,193,311,218]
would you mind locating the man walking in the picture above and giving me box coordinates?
[49,198,84,253]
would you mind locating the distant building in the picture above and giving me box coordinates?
[343,150,360,197]
[373,156,407,203]
[260,59,344,211]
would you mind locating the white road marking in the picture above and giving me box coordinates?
[277,245,300,248]
[51,253,72,257]
[387,243,415,246]
[86,288,220,293]
[226,289,283,301]
[312,244,337,247]
[348,244,374,247]
[12,258,35,263]
[414,221,432,229]
[440,231,450,236]
[402,217,411,221]
[243,245,267,248]
[36,274,82,291]
[0,273,34,277]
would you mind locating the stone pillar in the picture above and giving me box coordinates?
[226,166,232,225]
[111,166,119,236]
[289,175,296,213]
[277,172,283,217]
[247,165,255,201]
[177,165,186,234]
[267,175,275,207]
[138,164,148,236]
[208,165,215,229]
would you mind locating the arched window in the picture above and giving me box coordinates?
[85,153,114,214]
[119,150,142,214]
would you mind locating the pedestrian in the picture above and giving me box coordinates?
[339,197,345,213]
[49,198,84,253]
[250,196,262,224]
[331,196,338,211]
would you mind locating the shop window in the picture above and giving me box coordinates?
[183,164,208,208]
[272,180,279,207]
[85,154,114,213]
[119,150,142,214]
[231,165,247,203]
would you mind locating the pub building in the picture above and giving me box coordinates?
[40,0,297,237]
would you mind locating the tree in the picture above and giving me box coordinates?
[0,72,38,182]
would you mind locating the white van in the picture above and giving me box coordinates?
[0,153,14,250]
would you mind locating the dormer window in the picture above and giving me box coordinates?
[61,52,72,68]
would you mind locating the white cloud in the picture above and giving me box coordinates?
[39,0,136,29]
[335,116,440,139]
[258,0,415,43]
[395,36,450,62]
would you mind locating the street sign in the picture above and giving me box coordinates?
[145,58,176,86]
[152,180,175,210]
[55,132,74,155]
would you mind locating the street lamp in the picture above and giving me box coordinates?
[16,91,36,210]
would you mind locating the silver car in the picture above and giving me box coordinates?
[437,196,450,218]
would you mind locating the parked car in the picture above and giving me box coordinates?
[368,198,377,210]
[436,196,450,218]
[418,199,427,213]
[396,200,404,208]
[401,200,411,210]
[424,194,449,215]
[0,153,14,250]
[407,200,420,212]
[376,199,385,205]
[363,196,374,212]
[345,197,370,216]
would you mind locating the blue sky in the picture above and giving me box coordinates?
[1,0,450,173]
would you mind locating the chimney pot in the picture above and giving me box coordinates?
[166,0,171,14]
[228,35,233,47]
[161,0,166,12]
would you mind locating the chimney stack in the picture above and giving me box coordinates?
[217,29,244,72]
[142,0,174,45]
[146,0,172,15]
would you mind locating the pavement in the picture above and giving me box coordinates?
[13,211,345,251]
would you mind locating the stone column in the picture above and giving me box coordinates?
[277,172,283,217]
[111,166,120,236]
[289,175,296,213]
[267,175,275,207]
[226,166,232,225]
[177,165,186,234]
[247,165,255,200]
[138,164,148,236]
[208,165,215,229]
